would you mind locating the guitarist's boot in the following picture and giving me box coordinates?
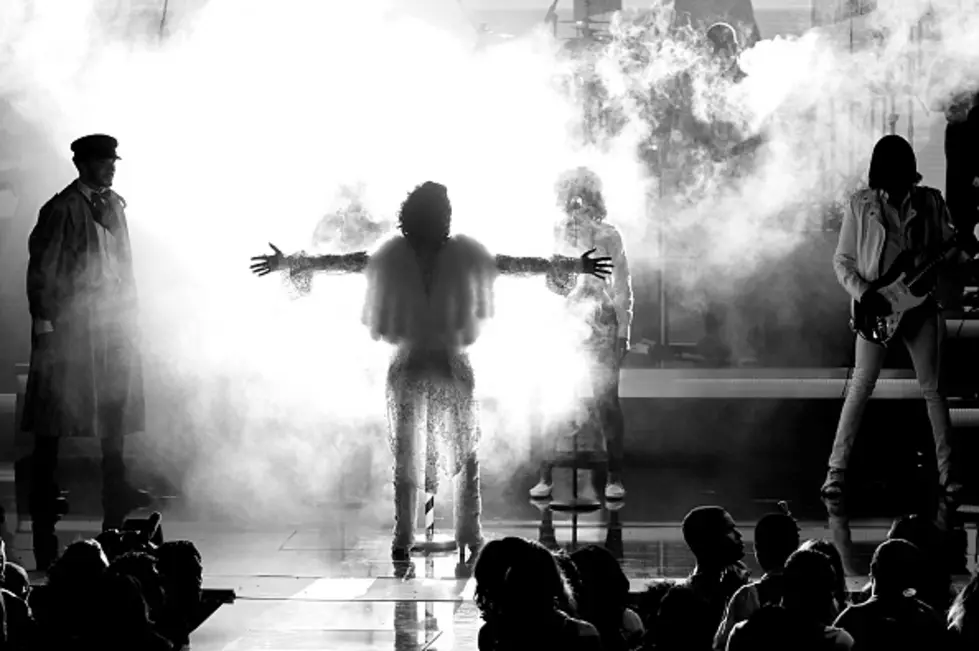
[820,468,846,497]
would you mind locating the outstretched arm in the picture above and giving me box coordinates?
[250,244,369,276]
[496,248,612,279]
[286,251,370,275]
[250,244,369,296]
[496,254,574,276]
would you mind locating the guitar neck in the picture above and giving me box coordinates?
[904,240,958,291]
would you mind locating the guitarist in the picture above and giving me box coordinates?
[824,134,972,498]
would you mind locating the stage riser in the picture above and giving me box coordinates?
[622,397,979,496]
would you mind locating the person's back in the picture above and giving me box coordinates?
[480,609,602,651]
[835,593,946,651]
[477,539,602,651]
[729,605,850,651]
[836,538,948,650]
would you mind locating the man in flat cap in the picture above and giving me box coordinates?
[22,134,151,570]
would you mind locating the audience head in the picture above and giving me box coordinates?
[571,545,630,613]
[754,512,800,573]
[109,551,164,618]
[473,537,528,621]
[870,539,924,598]
[681,506,744,567]
[499,539,575,621]
[781,548,841,624]
[157,540,204,594]
[887,514,953,611]
[798,539,848,611]
[2,562,30,601]
[48,539,109,589]
[887,515,942,556]
[571,545,632,650]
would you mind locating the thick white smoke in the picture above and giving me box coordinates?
[2,0,979,522]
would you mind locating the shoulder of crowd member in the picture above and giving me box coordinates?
[832,600,860,628]
[725,618,750,651]
[727,581,758,611]
[567,615,604,650]
[822,624,854,650]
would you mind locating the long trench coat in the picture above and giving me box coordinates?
[21,181,144,439]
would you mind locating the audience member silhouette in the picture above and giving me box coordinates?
[714,510,800,649]
[474,537,532,629]
[651,506,748,651]
[572,545,644,651]
[729,548,853,650]
[798,539,850,613]
[29,539,109,647]
[108,551,166,626]
[96,572,173,651]
[834,539,947,651]
[476,538,601,651]
[156,540,205,647]
[883,514,955,613]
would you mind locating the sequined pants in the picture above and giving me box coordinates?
[386,346,481,549]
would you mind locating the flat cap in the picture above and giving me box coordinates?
[71,134,120,160]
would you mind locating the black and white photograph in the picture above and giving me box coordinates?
[0,0,978,648]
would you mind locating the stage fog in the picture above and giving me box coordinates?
[1,0,978,524]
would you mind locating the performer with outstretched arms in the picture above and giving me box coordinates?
[530,167,633,501]
[250,182,612,562]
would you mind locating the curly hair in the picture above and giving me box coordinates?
[398,181,451,246]
[555,167,607,221]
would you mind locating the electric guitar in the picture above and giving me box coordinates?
[850,232,977,345]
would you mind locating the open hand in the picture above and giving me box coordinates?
[581,248,613,279]
[250,243,284,277]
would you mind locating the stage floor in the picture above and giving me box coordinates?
[4,469,976,651]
